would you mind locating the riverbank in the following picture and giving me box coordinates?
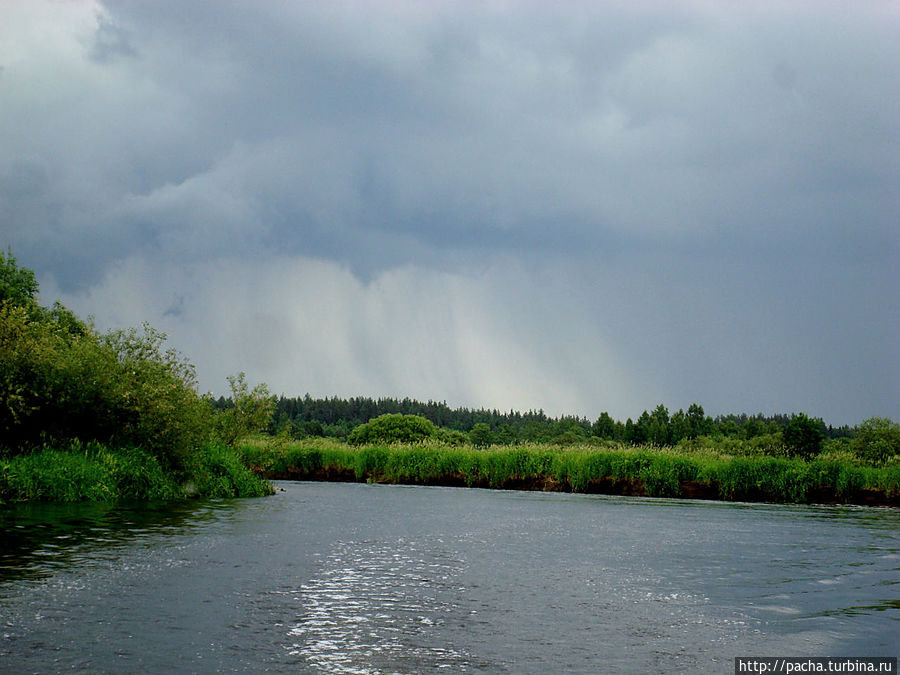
[240,438,900,507]
[0,442,274,504]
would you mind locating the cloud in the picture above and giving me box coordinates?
[44,254,644,419]
[2,0,898,424]
[42,247,898,427]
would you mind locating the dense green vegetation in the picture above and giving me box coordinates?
[0,249,273,503]
[263,397,898,467]
[240,436,900,506]
[263,395,875,455]
[245,407,897,504]
[3,246,898,505]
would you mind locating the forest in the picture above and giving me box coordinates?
[230,393,859,457]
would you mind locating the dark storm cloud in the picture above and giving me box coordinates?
[1,0,897,423]
[7,1,898,275]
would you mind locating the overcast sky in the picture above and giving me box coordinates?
[2,0,898,425]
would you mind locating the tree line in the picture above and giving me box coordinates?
[4,242,892,477]
[249,394,853,447]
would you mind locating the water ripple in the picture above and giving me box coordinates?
[286,539,480,673]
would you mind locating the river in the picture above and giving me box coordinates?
[1,481,897,673]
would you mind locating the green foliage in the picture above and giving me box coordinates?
[647,404,670,446]
[101,323,212,469]
[213,372,274,447]
[638,454,698,497]
[686,403,711,438]
[783,413,825,459]
[551,431,581,446]
[0,442,180,503]
[0,441,272,503]
[0,248,39,310]
[0,305,210,470]
[469,422,493,447]
[245,437,899,505]
[0,303,117,451]
[43,301,89,337]
[0,250,273,502]
[851,417,900,465]
[593,412,617,440]
[348,414,437,445]
[181,442,274,498]
[268,394,859,450]
[437,428,469,446]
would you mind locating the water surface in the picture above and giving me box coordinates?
[1,482,897,673]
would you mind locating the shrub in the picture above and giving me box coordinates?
[101,323,212,470]
[553,430,584,446]
[437,428,469,446]
[852,418,900,465]
[0,304,211,471]
[0,250,276,502]
[348,414,437,445]
[469,423,493,447]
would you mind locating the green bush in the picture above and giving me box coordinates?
[0,305,210,471]
[469,422,493,447]
[348,414,437,445]
[851,417,900,465]
[437,428,469,446]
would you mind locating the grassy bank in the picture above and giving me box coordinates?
[240,438,900,506]
[0,441,274,504]
[1,251,277,505]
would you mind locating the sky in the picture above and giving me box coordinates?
[1,0,898,426]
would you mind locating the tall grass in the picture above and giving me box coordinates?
[0,441,273,504]
[239,438,900,506]
[181,442,275,498]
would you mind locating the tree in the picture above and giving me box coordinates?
[851,417,900,465]
[647,404,670,445]
[669,409,690,444]
[469,422,493,448]
[632,411,651,444]
[686,403,710,438]
[783,413,824,459]
[0,248,39,309]
[623,418,637,444]
[553,417,587,442]
[493,424,518,445]
[213,372,274,447]
[593,412,617,440]
[520,420,549,443]
[102,323,212,467]
[0,301,211,469]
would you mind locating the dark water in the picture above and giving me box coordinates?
[0,482,897,673]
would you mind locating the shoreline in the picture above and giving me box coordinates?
[257,466,900,508]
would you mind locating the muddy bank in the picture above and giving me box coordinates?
[257,468,899,507]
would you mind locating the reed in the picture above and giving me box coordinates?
[241,438,900,506]
[181,442,275,498]
[1,441,273,503]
